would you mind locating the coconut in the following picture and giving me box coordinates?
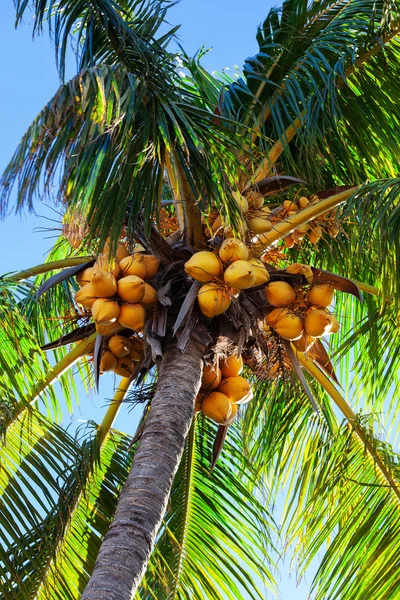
[232,191,248,214]
[283,201,298,211]
[75,284,97,309]
[142,254,160,279]
[286,263,314,284]
[247,216,272,234]
[118,303,146,331]
[100,351,118,372]
[95,254,120,277]
[90,270,117,297]
[218,376,253,404]
[219,238,249,263]
[113,356,135,378]
[220,355,243,377]
[296,223,311,234]
[197,283,231,318]
[308,230,321,244]
[265,307,288,328]
[328,315,340,334]
[95,321,123,336]
[304,308,333,337]
[92,298,120,324]
[307,284,334,307]
[117,275,145,303]
[194,401,202,414]
[273,310,304,340]
[141,283,158,307]
[76,267,95,287]
[201,364,222,390]
[265,281,297,306]
[224,260,256,289]
[119,254,147,279]
[129,337,144,360]
[292,334,316,352]
[116,243,130,262]
[298,196,310,208]
[248,258,270,286]
[247,191,264,209]
[108,335,132,358]
[201,391,233,424]
[184,251,223,283]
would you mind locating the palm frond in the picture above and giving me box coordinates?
[138,419,276,600]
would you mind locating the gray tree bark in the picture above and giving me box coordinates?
[81,337,205,600]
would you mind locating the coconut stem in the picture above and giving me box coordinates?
[166,150,205,249]
[97,378,131,445]
[295,348,400,501]
[10,333,97,424]
[10,257,93,281]
[252,187,359,253]
[353,281,380,296]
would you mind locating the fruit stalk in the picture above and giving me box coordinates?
[97,377,131,445]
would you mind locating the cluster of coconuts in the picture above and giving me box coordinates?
[263,263,340,351]
[195,353,253,425]
[99,334,144,377]
[74,240,159,345]
[184,238,270,318]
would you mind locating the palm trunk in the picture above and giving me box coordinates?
[81,336,206,600]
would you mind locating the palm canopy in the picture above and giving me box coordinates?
[0,0,400,598]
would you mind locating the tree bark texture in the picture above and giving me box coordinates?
[81,337,206,600]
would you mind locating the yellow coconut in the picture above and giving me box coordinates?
[247,216,273,234]
[201,391,233,424]
[218,376,253,404]
[292,334,316,352]
[265,281,297,306]
[95,254,120,278]
[194,401,202,414]
[116,243,130,262]
[308,230,321,245]
[283,201,298,211]
[220,355,243,377]
[224,260,256,289]
[108,335,132,358]
[141,283,158,308]
[117,275,146,303]
[90,270,117,297]
[273,310,304,340]
[100,351,118,372]
[328,315,340,334]
[201,364,222,390]
[307,284,334,307]
[184,251,223,283]
[75,284,97,309]
[197,283,231,318]
[95,321,123,336]
[113,356,135,378]
[142,254,160,279]
[286,263,314,284]
[219,238,249,263]
[296,223,311,234]
[247,191,264,209]
[225,402,238,425]
[92,298,120,324]
[129,337,144,360]
[298,196,310,208]
[248,258,270,286]
[304,308,333,337]
[232,191,248,214]
[118,303,146,331]
[119,254,147,279]
[76,267,95,287]
[265,307,288,328]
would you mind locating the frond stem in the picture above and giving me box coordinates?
[295,349,400,501]
[10,257,93,281]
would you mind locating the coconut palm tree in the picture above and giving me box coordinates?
[0,0,400,599]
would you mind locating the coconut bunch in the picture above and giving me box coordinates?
[263,263,341,352]
[99,334,144,377]
[74,241,159,340]
[184,238,270,318]
[194,353,253,425]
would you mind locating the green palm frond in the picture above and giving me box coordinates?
[138,419,276,600]
[0,408,133,600]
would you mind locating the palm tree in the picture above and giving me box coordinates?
[1,0,400,598]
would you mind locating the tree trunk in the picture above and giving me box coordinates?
[81,336,206,600]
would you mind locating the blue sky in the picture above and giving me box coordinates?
[0,3,315,598]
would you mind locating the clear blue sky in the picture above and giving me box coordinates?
[0,3,315,598]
